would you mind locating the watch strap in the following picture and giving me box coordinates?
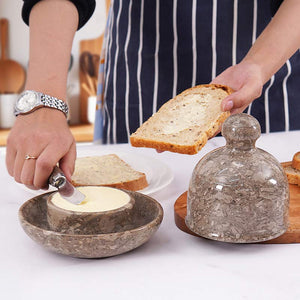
[40,93,69,117]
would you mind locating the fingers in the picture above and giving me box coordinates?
[8,146,42,188]
[11,142,74,190]
[230,104,250,115]
[221,79,262,113]
[222,98,234,111]
[5,138,16,177]
[21,156,39,187]
[212,60,264,114]
[33,141,73,189]
[12,147,43,187]
[25,184,40,191]
[34,157,55,190]
[6,109,76,190]
[156,149,164,153]
[6,130,42,186]
[59,139,76,181]
[13,151,32,184]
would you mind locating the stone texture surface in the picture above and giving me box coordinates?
[18,191,163,258]
[47,190,135,235]
[186,114,289,243]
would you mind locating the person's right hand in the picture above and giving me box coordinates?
[6,108,76,190]
[211,60,264,115]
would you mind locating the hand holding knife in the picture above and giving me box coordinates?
[48,166,85,205]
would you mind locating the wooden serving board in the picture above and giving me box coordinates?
[174,183,300,244]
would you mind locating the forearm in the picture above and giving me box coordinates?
[242,0,300,84]
[25,0,78,100]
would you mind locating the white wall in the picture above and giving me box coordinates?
[0,0,106,124]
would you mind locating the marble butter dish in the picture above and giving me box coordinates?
[18,189,163,258]
[47,186,136,235]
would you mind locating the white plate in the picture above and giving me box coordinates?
[16,149,174,196]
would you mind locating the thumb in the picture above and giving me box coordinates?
[221,80,262,112]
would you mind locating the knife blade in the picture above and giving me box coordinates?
[48,166,85,205]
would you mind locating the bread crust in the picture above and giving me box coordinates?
[130,84,233,155]
[282,161,300,185]
[71,155,149,191]
[292,151,300,170]
[72,174,148,191]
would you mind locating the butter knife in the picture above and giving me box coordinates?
[48,166,85,205]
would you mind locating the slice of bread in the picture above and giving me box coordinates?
[71,154,148,191]
[282,161,300,185]
[130,84,233,154]
[292,151,300,170]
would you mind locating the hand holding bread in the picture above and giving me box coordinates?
[211,59,264,115]
[130,84,233,155]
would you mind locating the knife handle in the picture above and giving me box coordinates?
[48,166,67,189]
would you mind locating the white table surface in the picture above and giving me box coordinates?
[1,131,300,300]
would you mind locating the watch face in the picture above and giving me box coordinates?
[16,91,39,112]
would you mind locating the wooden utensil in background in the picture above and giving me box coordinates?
[79,0,110,123]
[0,18,26,94]
[79,36,103,123]
[80,51,97,96]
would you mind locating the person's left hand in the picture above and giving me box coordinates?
[211,60,264,114]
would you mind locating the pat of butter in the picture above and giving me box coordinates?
[51,186,130,212]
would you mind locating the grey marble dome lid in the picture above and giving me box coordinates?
[222,113,261,143]
[186,113,289,243]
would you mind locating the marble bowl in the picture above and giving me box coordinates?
[47,188,135,235]
[18,190,163,258]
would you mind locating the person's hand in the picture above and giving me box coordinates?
[6,108,76,190]
[211,60,264,114]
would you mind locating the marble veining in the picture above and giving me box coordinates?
[186,114,289,243]
[18,191,163,258]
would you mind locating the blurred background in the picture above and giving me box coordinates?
[0,0,107,126]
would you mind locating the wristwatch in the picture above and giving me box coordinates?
[14,90,69,118]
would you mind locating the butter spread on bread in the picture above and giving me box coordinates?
[130,84,233,154]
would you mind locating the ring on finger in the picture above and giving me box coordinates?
[25,154,38,160]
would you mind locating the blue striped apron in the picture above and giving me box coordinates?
[94,0,300,144]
